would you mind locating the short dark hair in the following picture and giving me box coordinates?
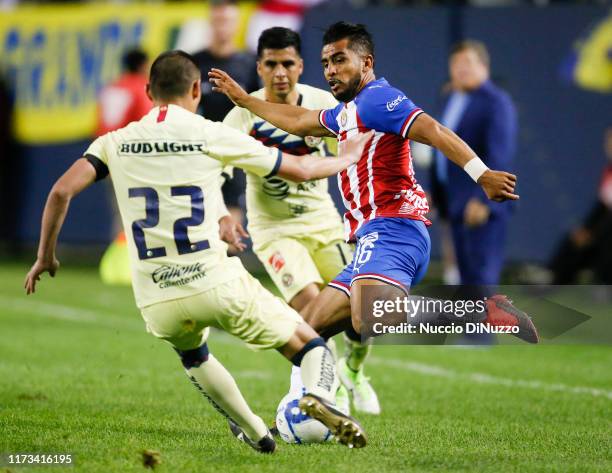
[149,50,200,100]
[450,40,490,67]
[322,22,374,59]
[257,27,301,57]
[122,48,148,74]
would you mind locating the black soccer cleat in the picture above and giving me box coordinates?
[298,393,367,449]
[228,419,276,453]
[269,420,280,438]
[485,295,540,344]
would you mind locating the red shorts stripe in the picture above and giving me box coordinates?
[329,281,351,297]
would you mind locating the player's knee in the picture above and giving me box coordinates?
[290,337,327,367]
[175,343,210,369]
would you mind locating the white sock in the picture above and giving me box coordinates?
[327,338,338,360]
[289,339,337,396]
[300,345,339,403]
[186,354,268,441]
[289,365,305,395]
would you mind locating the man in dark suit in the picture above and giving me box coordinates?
[432,40,517,287]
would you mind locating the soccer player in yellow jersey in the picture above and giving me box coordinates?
[223,27,380,415]
[24,51,373,452]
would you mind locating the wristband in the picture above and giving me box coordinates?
[464,157,489,183]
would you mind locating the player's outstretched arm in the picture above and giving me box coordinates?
[209,68,330,138]
[408,112,519,202]
[25,158,97,294]
[277,130,373,182]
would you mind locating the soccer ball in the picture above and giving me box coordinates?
[275,392,333,444]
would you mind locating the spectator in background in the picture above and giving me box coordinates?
[431,40,517,289]
[245,0,328,52]
[193,0,260,122]
[96,48,151,136]
[548,128,612,284]
[192,0,260,232]
[96,48,151,285]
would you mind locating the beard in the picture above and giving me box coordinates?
[331,74,362,103]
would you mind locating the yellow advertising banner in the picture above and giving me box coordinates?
[0,2,254,144]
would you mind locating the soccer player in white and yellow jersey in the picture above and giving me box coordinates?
[24,51,372,452]
[223,27,381,415]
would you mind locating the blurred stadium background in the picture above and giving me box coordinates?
[1,0,611,278]
[1,2,611,472]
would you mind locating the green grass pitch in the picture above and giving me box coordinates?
[1,263,610,472]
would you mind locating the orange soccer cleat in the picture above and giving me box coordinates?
[485,295,540,344]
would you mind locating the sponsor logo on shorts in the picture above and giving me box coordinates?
[268,252,285,273]
[151,263,206,289]
[282,273,294,287]
[288,203,308,215]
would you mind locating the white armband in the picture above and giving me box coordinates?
[463,157,489,183]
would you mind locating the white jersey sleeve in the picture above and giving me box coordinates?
[220,106,250,177]
[223,106,252,134]
[206,121,281,178]
[84,134,111,164]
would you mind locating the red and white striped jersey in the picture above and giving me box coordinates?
[318,78,431,241]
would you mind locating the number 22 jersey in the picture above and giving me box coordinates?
[85,104,281,308]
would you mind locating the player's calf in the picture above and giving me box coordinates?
[176,343,270,445]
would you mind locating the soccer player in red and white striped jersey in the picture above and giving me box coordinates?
[210,22,538,348]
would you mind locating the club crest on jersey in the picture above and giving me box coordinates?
[268,252,286,273]
[304,135,323,148]
[282,273,294,287]
[386,95,407,112]
[340,110,348,127]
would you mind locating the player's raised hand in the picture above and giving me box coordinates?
[208,68,249,106]
[339,130,375,164]
[218,215,249,253]
[24,257,60,295]
[478,170,519,202]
